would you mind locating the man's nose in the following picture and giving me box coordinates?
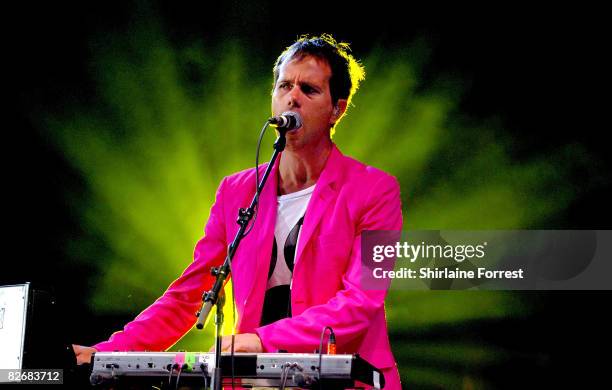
[287,87,301,108]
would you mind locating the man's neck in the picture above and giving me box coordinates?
[278,140,333,195]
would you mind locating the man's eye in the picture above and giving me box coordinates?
[279,83,290,89]
[302,85,318,94]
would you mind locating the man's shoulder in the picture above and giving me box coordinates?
[334,150,398,188]
[222,164,264,186]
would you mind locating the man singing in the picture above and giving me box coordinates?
[74,34,403,389]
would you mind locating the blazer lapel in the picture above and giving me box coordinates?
[294,144,343,265]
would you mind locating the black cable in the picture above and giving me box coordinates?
[226,119,271,390]
[279,363,289,390]
[225,252,237,390]
[254,121,271,197]
[174,365,183,390]
[242,120,270,237]
[317,326,334,384]
[231,333,236,390]
[280,362,302,389]
[200,363,208,390]
[167,364,174,387]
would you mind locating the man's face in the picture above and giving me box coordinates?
[272,55,338,151]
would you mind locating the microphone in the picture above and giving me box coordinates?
[268,111,302,131]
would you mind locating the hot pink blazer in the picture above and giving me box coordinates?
[95,144,403,389]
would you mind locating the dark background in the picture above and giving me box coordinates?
[4,2,610,388]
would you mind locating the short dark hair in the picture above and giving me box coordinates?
[273,34,365,135]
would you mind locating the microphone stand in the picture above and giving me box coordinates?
[195,127,288,390]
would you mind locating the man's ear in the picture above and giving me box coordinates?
[332,99,348,123]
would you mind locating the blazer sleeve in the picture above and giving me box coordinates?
[254,173,403,354]
[93,177,229,352]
